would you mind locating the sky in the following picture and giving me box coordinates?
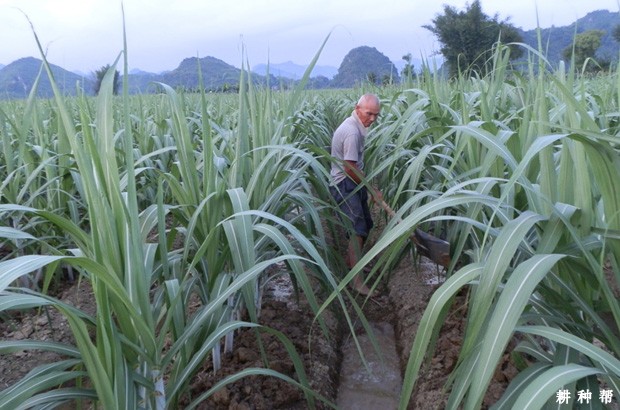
[1,0,618,74]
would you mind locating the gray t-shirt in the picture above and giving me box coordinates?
[330,110,368,185]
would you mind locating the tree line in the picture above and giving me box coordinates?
[424,0,618,77]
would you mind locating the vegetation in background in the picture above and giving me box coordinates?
[519,9,620,66]
[562,29,608,72]
[93,64,120,95]
[400,53,415,83]
[423,0,523,77]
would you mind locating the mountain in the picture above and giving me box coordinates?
[122,56,277,93]
[1,10,618,99]
[160,56,243,91]
[129,68,154,75]
[519,10,620,65]
[0,56,271,99]
[332,46,400,88]
[124,71,163,94]
[252,61,338,79]
[0,57,94,99]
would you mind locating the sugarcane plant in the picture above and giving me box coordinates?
[0,17,348,409]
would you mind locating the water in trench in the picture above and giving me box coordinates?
[336,321,403,409]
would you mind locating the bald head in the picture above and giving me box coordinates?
[355,94,381,128]
[357,93,380,107]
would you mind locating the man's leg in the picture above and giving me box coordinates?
[331,180,373,295]
[347,234,371,295]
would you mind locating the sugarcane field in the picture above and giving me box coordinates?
[1,17,620,409]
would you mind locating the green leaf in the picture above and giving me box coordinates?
[399,263,484,409]
[0,227,36,240]
[491,363,552,409]
[0,255,64,291]
[466,254,565,409]
[516,326,620,376]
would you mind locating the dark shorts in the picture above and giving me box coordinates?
[330,178,373,238]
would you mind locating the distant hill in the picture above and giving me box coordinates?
[332,46,400,88]
[1,9,618,99]
[122,56,282,94]
[0,57,94,99]
[252,61,338,79]
[159,56,244,91]
[519,9,620,65]
[0,56,274,99]
[124,71,162,94]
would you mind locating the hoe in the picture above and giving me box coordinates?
[377,199,451,269]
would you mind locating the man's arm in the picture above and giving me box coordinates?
[344,160,384,203]
[344,160,363,184]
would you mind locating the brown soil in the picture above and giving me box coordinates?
[0,279,96,391]
[388,257,514,409]
[0,215,516,409]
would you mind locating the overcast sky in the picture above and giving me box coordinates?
[1,0,618,74]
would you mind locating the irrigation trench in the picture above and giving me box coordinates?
[267,252,447,409]
[336,320,402,409]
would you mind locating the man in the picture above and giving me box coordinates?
[329,93,383,296]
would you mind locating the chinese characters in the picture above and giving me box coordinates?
[556,388,614,405]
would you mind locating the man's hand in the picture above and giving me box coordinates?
[371,189,396,218]
[369,187,384,205]
[374,190,384,204]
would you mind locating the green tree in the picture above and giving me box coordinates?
[366,71,378,85]
[401,53,415,81]
[423,0,522,77]
[613,24,620,43]
[93,64,120,95]
[563,29,606,71]
[306,75,331,89]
